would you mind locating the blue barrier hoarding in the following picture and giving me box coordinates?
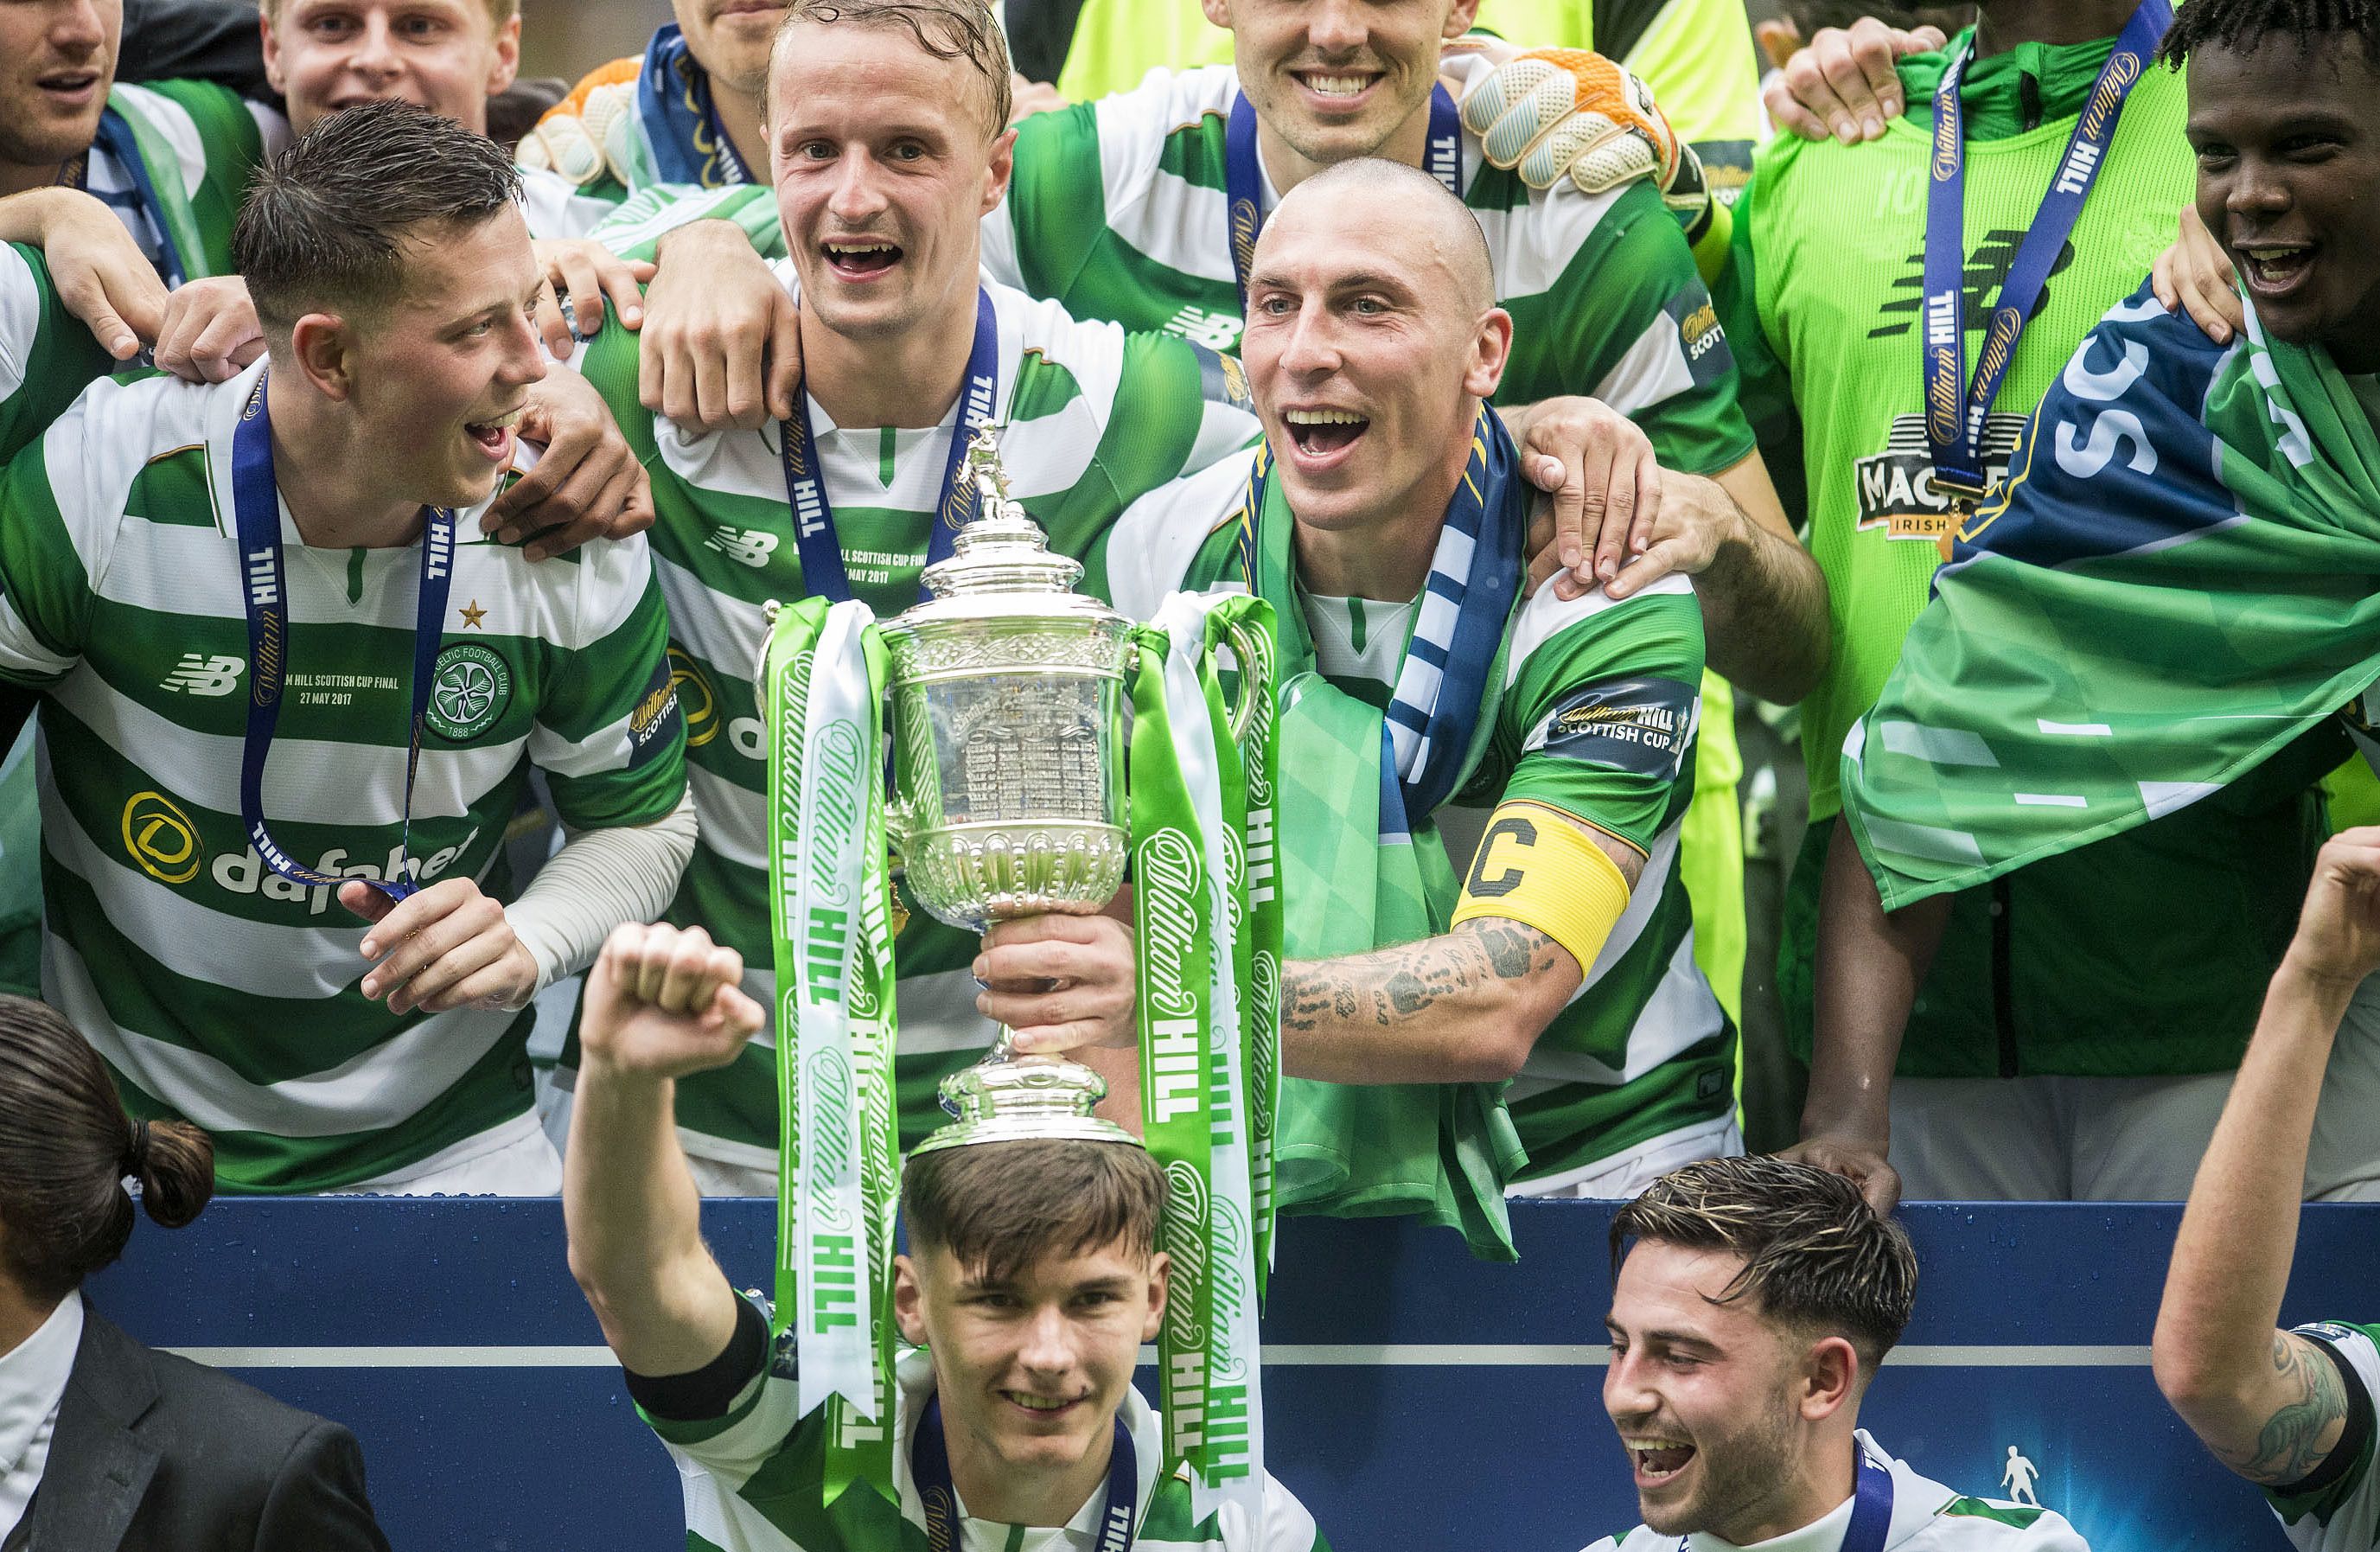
[87,1199,2373,1549]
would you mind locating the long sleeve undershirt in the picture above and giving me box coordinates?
[507,787,699,993]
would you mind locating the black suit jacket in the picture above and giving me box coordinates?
[3,1306,389,1552]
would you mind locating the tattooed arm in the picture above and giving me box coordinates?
[2153,829,2380,1484]
[1276,808,1643,1086]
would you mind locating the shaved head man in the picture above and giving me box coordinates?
[1041,156,1761,1215]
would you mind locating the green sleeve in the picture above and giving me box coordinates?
[0,406,101,680]
[570,313,656,463]
[1497,179,1755,478]
[0,244,114,465]
[534,553,687,829]
[1494,589,1706,853]
[589,181,784,265]
[1003,100,1113,305]
[1713,165,1807,528]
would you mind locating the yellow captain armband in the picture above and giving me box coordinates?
[1451,801,1634,973]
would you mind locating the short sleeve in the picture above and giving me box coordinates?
[1490,573,1705,854]
[2265,1323,2380,1542]
[1494,179,1756,479]
[1712,165,1807,527]
[527,535,687,829]
[0,243,117,465]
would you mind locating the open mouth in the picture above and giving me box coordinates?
[1282,406,1369,462]
[1292,69,1382,105]
[1624,1437,1696,1484]
[464,406,522,459]
[35,70,100,105]
[2235,241,2316,299]
[823,240,903,283]
[1002,1389,1084,1418]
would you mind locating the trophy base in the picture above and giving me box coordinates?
[911,1045,1139,1154]
[903,821,1129,932]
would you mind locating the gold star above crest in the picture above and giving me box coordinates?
[459,600,488,629]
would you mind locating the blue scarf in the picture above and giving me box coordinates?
[637,23,754,188]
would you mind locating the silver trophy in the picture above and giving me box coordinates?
[884,425,1139,1153]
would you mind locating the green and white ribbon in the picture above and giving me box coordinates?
[1137,591,1278,1526]
[762,595,897,1505]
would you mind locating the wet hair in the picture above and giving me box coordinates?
[0,996,214,1303]
[1611,1156,1918,1373]
[234,99,524,334]
[2157,0,2380,70]
[1272,157,1497,312]
[769,0,1014,135]
[902,1139,1165,1286]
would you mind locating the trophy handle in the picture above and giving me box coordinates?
[1214,614,1269,747]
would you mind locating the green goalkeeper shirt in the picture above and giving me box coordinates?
[1715,32,2192,823]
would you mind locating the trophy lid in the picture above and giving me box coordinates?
[914,424,1093,602]
[909,1054,1141,1154]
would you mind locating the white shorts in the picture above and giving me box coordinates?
[1507,1111,1745,1200]
[683,1150,777,1199]
[325,1112,563,1197]
[1889,973,2380,1201]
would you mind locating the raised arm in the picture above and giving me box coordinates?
[2151,829,2380,1483]
[565,922,762,1378]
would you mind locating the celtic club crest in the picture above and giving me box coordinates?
[425,642,512,740]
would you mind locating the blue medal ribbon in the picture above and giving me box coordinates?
[779,287,999,604]
[232,372,456,904]
[1921,0,2171,503]
[637,22,752,188]
[912,1396,1138,1552]
[1676,1444,1892,1552]
[1224,84,1463,310]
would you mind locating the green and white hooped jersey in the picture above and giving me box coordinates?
[569,274,1262,1168]
[1109,458,1732,1186]
[90,80,287,283]
[649,1334,1325,1552]
[0,360,687,1194]
[2267,1323,2380,1552]
[983,54,1755,477]
[1586,1432,2091,1552]
[0,244,115,464]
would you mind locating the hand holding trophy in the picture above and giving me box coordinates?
[759,425,1283,1522]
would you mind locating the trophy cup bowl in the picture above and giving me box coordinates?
[880,427,1139,1151]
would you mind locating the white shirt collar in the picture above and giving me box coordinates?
[0,1290,85,1536]
[1683,1432,1911,1552]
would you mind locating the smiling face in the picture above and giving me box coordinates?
[767,19,1008,344]
[677,0,788,99]
[1209,0,1477,178]
[263,0,519,137]
[0,0,120,184]
[316,203,546,509]
[1239,170,1506,540]
[895,1235,1166,1485]
[1605,1242,1856,1542]
[2186,35,2380,373]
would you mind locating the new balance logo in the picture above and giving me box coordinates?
[159,654,246,697]
[1869,232,2077,339]
[1165,306,1243,351]
[703,525,782,568]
